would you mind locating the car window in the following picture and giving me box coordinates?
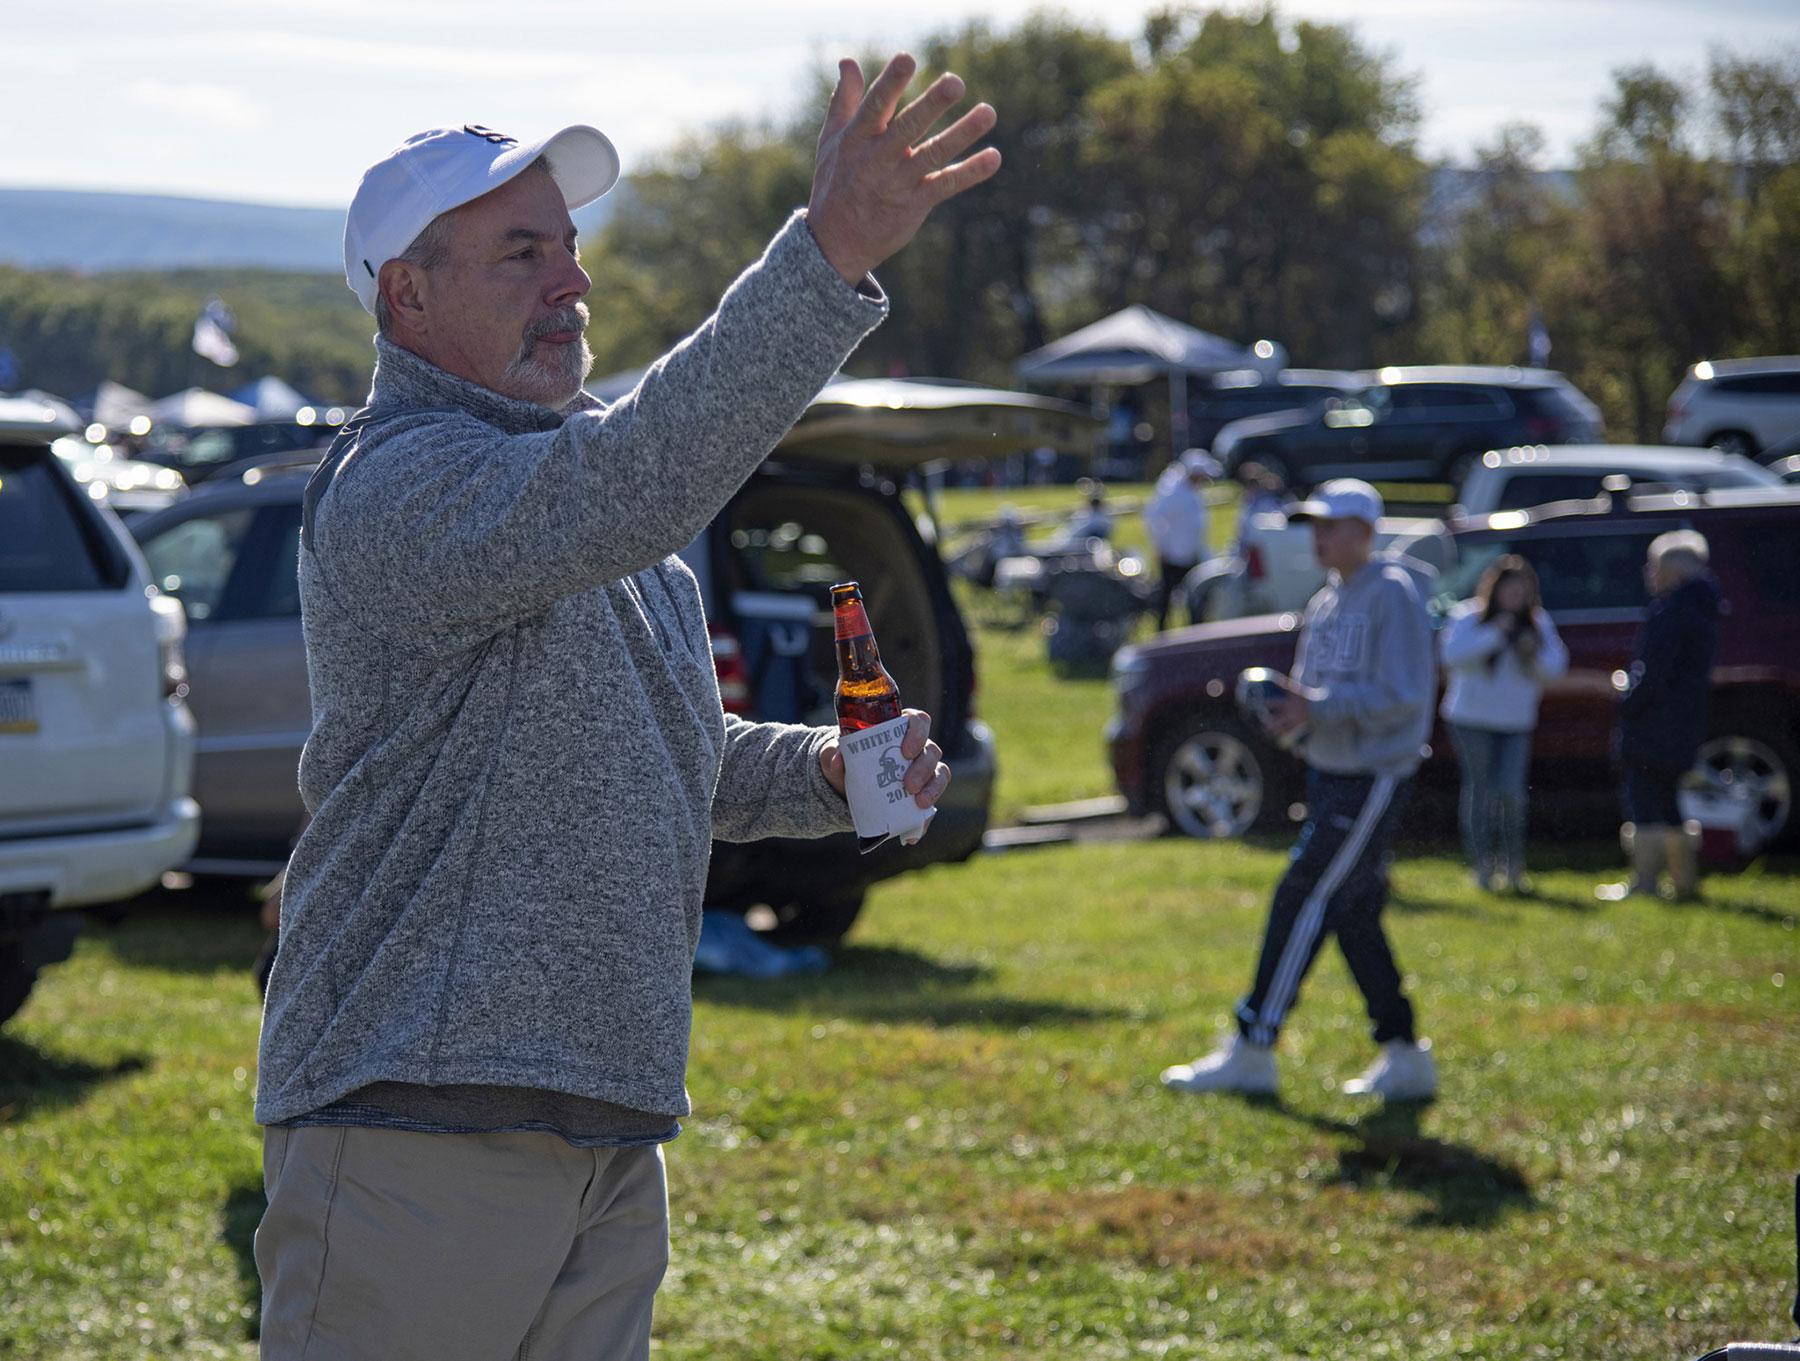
[1715,373,1800,396]
[1516,532,1658,612]
[1735,524,1800,614]
[0,445,119,592]
[727,482,944,726]
[234,506,304,619]
[1436,530,1658,617]
[1495,473,1607,510]
[138,508,256,621]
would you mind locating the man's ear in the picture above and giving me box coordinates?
[377,259,430,337]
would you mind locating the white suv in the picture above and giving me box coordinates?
[1663,355,1800,458]
[0,397,200,1025]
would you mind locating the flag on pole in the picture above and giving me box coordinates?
[193,296,239,368]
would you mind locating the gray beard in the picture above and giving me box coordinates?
[504,334,595,409]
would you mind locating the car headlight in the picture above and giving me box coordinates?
[1111,646,1149,696]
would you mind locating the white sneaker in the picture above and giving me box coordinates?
[1161,1035,1278,1094]
[1342,1038,1438,1101]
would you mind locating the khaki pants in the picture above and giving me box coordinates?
[254,1125,669,1360]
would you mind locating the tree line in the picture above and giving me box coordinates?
[3,6,1796,442]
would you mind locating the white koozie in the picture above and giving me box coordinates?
[838,715,935,852]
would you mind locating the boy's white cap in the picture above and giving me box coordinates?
[344,123,620,315]
[1287,478,1383,526]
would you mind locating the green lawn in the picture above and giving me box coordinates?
[3,522,1798,1359]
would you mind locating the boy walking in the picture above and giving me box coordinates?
[1161,480,1439,1100]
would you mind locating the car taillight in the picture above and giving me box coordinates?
[1667,394,1686,422]
[1523,416,1567,442]
[1245,544,1265,580]
[709,625,753,714]
[149,591,189,699]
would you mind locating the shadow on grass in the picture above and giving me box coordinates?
[1276,1100,1533,1228]
[86,887,266,977]
[222,1179,265,1341]
[0,1034,148,1124]
[695,943,1129,1029]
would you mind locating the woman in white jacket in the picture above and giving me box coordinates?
[1439,556,1568,891]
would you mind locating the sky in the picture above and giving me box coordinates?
[9,0,1799,209]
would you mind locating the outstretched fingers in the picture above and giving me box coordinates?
[818,58,865,148]
[910,101,998,174]
[921,145,1004,204]
[849,53,918,136]
[885,71,969,149]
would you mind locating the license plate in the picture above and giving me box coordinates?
[0,678,38,735]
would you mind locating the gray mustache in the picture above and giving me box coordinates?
[523,306,590,348]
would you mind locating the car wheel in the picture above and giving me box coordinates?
[0,944,38,1028]
[1683,721,1798,851]
[1707,430,1757,459]
[762,891,867,946]
[1154,714,1290,838]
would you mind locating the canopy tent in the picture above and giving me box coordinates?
[148,387,256,429]
[86,380,155,431]
[228,375,313,420]
[1013,305,1280,457]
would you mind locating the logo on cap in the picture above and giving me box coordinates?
[462,125,517,146]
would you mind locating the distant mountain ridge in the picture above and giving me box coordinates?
[0,187,619,274]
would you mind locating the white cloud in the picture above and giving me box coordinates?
[125,79,267,130]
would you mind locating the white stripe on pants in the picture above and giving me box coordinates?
[1244,774,1396,1045]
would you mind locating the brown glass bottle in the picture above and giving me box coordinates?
[831,582,902,733]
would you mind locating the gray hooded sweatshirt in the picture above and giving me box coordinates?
[255,212,882,1128]
[1290,556,1435,780]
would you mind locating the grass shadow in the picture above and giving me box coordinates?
[87,888,266,978]
[1278,1101,1533,1228]
[221,1179,266,1341]
[0,1034,148,1124]
[695,943,1129,1029]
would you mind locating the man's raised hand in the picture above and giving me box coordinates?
[806,54,1001,285]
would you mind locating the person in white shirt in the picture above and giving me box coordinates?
[1144,450,1219,628]
[1438,556,1568,892]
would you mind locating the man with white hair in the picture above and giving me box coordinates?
[1599,529,1718,902]
[253,56,996,1358]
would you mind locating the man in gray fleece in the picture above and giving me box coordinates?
[253,54,996,1360]
[1161,479,1440,1102]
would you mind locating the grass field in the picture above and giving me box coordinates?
[3,498,1798,1359]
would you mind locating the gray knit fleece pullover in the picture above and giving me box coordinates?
[255,212,883,1126]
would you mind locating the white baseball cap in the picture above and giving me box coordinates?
[1179,449,1223,478]
[1287,478,1383,526]
[344,123,620,315]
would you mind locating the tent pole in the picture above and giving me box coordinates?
[1169,368,1189,461]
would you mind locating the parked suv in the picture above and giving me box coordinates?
[128,379,1093,943]
[1663,355,1800,458]
[1186,367,1362,450]
[1108,486,1800,851]
[1212,365,1603,492]
[0,397,200,1025]
[1455,444,1781,516]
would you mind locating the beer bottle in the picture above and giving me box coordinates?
[831,581,902,733]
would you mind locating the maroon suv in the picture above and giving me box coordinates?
[1106,487,1800,849]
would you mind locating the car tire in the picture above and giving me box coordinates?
[1154,713,1293,838]
[762,891,867,947]
[1706,430,1758,459]
[0,944,38,1028]
[1684,712,1799,851]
